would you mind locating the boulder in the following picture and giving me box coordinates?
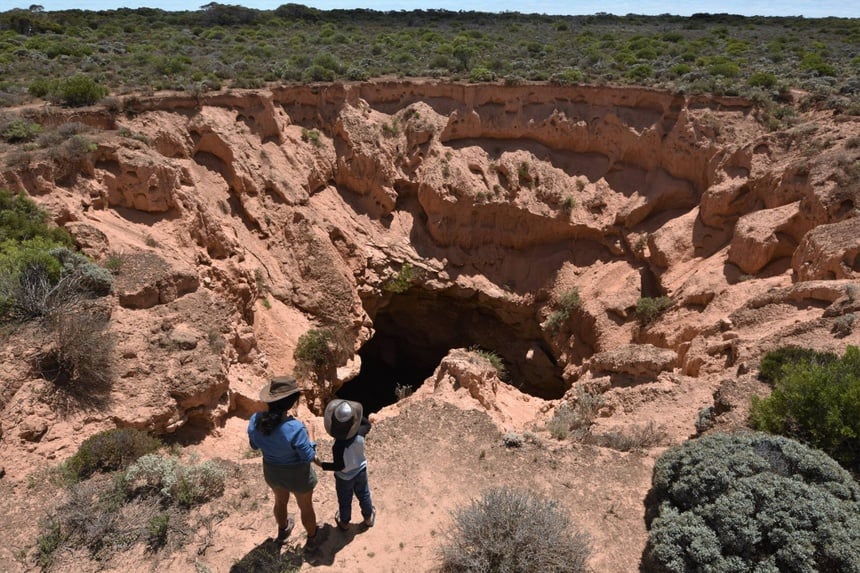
[792,218,860,281]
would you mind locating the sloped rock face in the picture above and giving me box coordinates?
[1,80,859,475]
[793,217,860,281]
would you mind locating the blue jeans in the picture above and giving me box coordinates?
[335,468,373,523]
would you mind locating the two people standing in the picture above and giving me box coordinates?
[248,375,375,550]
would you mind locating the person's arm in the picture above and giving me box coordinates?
[320,441,346,472]
[290,423,317,463]
[356,416,371,438]
[247,416,259,450]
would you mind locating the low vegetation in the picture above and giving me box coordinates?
[634,296,673,325]
[545,287,581,331]
[438,486,591,573]
[642,432,860,572]
[750,345,860,471]
[546,385,604,440]
[34,428,226,567]
[0,8,857,114]
[60,427,161,484]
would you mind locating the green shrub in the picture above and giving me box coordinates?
[545,287,581,331]
[643,432,860,573]
[635,296,673,325]
[383,262,415,293]
[1,246,112,320]
[469,346,507,379]
[0,117,42,143]
[748,71,778,88]
[294,327,338,378]
[468,66,495,82]
[146,512,170,550]
[0,189,71,246]
[438,486,591,573]
[750,345,860,470]
[56,75,109,107]
[756,345,837,384]
[62,428,161,483]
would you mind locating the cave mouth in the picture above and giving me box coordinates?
[336,289,566,413]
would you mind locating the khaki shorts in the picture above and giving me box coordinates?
[263,461,318,494]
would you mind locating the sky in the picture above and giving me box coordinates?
[7,0,859,18]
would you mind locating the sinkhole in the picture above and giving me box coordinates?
[336,289,567,413]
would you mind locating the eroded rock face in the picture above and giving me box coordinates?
[1,80,859,474]
[114,252,200,309]
[793,218,860,281]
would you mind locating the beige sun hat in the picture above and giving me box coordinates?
[259,375,301,403]
[324,399,363,440]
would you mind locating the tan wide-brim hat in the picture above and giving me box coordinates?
[259,375,301,403]
[324,399,363,440]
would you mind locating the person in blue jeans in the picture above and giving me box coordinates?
[315,399,376,531]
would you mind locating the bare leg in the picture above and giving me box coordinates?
[294,489,318,537]
[272,487,291,530]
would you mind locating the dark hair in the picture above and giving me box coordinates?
[256,393,301,435]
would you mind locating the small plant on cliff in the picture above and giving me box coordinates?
[301,127,322,147]
[438,486,591,573]
[383,262,415,294]
[545,287,581,331]
[469,346,507,379]
[634,296,673,325]
[294,327,339,380]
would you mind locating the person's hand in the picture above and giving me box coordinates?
[312,457,322,467]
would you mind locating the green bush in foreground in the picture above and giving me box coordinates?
[642,432,860,573]
[62,427,161,483]
[438,486,591,573]
[756,345,837,384]
[750,345,860,470]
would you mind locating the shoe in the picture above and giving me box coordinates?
[276,517,294,543]
[363,507,376,528]
[335,512,350,531]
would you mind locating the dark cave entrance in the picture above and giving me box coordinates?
[336,289,567,413]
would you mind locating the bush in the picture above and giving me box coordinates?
[56,75,109,107]
[587,421,668,452]
[466,346,507,380]
[1,247,112,320]
[756,345,837,384]
[546,385,604,440]
[750,345,860,470]
[438,486,591,573]
[642,432,860,573]
[0,189,71,246]
[44,306,115,390]
[28,75,108,107]
[294,327,335,374]
[635,296,673,325]
[62,427,161,483]
[0,117,42,143]
[123,454,227,508]
[545,287,581,331]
